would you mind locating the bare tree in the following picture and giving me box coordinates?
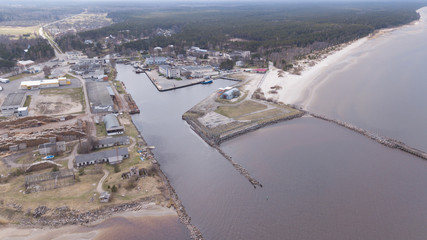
[42,66,51,78]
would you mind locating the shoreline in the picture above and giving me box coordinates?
[260,7,425,109]
[0,204,178,240]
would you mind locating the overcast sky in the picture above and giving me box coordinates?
[1,0,426,6]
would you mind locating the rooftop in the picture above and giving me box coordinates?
[86,82,114,113]
[75,147,129,164]
[104,114,121,130]
[97,136,129,145]
[1,92,26,108]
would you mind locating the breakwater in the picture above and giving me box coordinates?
[183,110,305,188]
[310,113,427,160]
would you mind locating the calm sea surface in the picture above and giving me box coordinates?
[118,60,427,239]
[301,7,427,151]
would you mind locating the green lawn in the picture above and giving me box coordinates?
[23,95,32,107]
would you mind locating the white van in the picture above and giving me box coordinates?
[0,78,10,83]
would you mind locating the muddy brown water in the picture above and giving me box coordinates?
[117,64,427,240]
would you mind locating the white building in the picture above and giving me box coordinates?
[20,77,70,90]
[159,65,181,78]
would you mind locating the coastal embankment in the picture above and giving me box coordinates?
[131,119,204,240]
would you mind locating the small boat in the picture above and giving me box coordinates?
[42,155,54,160]
[135,68,144,74]
[201,80,213,84]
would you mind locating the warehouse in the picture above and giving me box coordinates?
[1,92,26,114]
[75,147,129,167]
[20,77,71,90]
[86,82,115,113]
[104,114,124,135]
[94,136,130,149]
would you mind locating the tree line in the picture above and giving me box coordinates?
[58,2,422,68]
[0,37,55,72]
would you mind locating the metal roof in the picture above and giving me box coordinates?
[86,82,114,113]
[103,114,121,130]
[97,136,129,145]
[75,147,129,164]
[106,86,115,96]
[1,92,26,108]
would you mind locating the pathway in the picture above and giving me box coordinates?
[96,169,109,193]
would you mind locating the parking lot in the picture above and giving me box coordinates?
[0,72,83,116]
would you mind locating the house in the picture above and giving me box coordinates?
[159,65,181,78]
[221,88,241,100]
[94,136,130,149]
[75,147,129,167]
[99,192,111,203]
[104,114,124,135]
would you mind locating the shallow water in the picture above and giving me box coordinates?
[119,64,427,240]
[302,7,427,151]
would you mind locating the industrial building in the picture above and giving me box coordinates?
[17,107,29,117]
[20,77,71,90]
[75,147,129,167]
[221,88,241,100]
[145,57,167,65]
[159,65,181,78]
[104,114,124,135]
[86,82,115,113]
[181,65,215,79]
[94,136,130,149]
[1,92,26,114]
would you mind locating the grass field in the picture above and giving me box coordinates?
[215,100,267,119]
[9,73,37,81]
[96,124,107,137]
[0,25,39,39]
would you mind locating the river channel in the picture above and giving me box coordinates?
[118,64,427,240]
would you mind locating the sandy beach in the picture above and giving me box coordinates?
[0,204,177,240]
[259,7,425,108]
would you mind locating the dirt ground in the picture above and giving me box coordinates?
[30,88,84,116]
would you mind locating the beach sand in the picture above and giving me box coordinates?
[259,7,425,108]
[0,204,177,240]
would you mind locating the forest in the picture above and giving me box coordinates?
[0,37,55,72]
[59,2,423,68]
